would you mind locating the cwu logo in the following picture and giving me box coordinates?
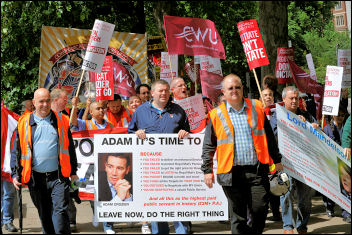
[174,26,218,45]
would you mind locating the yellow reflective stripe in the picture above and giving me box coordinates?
[269,163,276,172]
[215,106,233,146]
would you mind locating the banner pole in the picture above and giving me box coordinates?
[252,68,265,105]
[194,57,197,94]
[168,54,174,80]
[69,70,85,124]
[321,114,325,129]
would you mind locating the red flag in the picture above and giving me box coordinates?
[163,15,226,59]
[1,107,20,182]
[287,59,324,120]
[237,19,269,70]
[113,61,136,98]
[200,70,223,103]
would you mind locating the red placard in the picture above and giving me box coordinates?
[94,56,114,100]
[276,47,294,84]
[237,19,269,70]
[163,15,226,59]
[113,61,136,98]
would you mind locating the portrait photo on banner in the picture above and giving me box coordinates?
[337,158,351,202]
[98,152,133,202]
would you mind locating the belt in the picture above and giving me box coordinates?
[33,170,59,180]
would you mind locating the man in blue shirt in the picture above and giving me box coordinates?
[128,79,190,234]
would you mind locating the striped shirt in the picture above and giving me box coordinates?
[226,101,258,166]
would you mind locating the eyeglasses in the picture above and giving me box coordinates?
[227,86,242,90]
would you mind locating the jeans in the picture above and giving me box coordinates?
[1,180,16,225]
[89,200,114,231]
[29,172,71,234]
[151,221,188,234]
[280,176,312,232]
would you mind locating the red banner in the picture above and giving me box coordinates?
[163,15,226,59]
[287,59,324,120]
[237,19,269,71]
[92,56,114,101]
[113,61,136,98]
[276,47,294,84]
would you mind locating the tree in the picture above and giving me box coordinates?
[259,1,289,81]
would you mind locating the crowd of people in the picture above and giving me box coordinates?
[1,74,351,234]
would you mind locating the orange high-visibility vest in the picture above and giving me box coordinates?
[85,119,113,130]
[104,107,131,128]
[18,111,71,183]
[209,99,275,174]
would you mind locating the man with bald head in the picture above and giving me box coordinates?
[11,88,78,234]
[201,74,283,234]
[170,77,188,101]
[70,98,113,131]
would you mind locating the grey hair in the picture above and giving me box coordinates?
[282,86,299,99]
[50,88,66,100]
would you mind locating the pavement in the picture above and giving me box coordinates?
[2,188,351,234]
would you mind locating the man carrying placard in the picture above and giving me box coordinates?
[201,74,283,234]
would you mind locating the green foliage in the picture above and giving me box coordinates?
[302,21,351,84]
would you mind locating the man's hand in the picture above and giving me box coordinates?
[178,129,189,139]
[204,173,214,188]
[86,97,92,109]
[311,123,319,130]
[114,179,131,201]
[136,129,146,139]
[13,177,22,191]
[70,175,79,183]
[275,163,283,172]
[297,115,306,122]
[344,148,351,160]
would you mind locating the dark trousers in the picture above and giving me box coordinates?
[28,171,70,234]
[222,164,269,234]
[269,193,281,216]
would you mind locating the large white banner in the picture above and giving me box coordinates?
[322,66,343,116]
[174,94,205,131]
[276,104,351,212]
[82,19,115,73]
[94,134,228,222]
[337,49,351,88]
[160,52,178,85]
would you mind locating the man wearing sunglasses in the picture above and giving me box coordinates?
[201,74,283,234]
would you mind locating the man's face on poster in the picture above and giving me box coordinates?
[340,165,351,194]
[105,156,130,186]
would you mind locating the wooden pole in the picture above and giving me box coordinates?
[252,68,265,105]
[194,59,197,94]
[69,70,85,124]
[168,53,174,80]
[321,114,325,129]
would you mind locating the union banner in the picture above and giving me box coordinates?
[39,26,147,100]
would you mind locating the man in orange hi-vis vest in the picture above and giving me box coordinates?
[201,74,283,234]
[11,88,78,234]
[105,94,132,128]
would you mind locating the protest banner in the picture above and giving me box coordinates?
[237,19,269,104]
[163,15,226,59]
[113,61,137,98]
[94,133,228,222]
[276,104,351,212]
[90,56,114,100]
[174,94,205,131]
[72,128,127,200]
[306,53,317,82]
[39,26,147,101]
[237,19,269,71]
[199,55,223,76]
[1,107,19,182]
[160,52,178,85]
[322,66,344,116]
[82,20,115,73]
[337,49,351,88]
[276,47,294,84]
